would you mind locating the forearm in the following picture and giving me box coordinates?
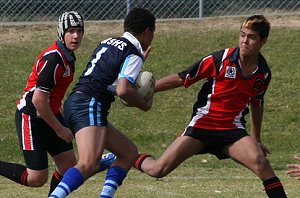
[250,104,264,141]
[117,78,152,111]
[154,74,183,93]
[32,90,64,132]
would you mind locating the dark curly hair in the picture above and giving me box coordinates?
[124,8,156,35]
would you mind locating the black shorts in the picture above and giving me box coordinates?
[181,126,248,159]
[15,109,73,170]
[63,92,110,134]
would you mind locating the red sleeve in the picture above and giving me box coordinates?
[178,55,219,88]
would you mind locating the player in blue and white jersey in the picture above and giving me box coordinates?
[49,8,156,198]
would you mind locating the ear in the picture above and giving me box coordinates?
[138,28,150,40]
[139,28,150,43]
[144,27,153,35]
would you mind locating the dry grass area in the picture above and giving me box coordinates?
[1,14,300,45]
[0,168,297,197]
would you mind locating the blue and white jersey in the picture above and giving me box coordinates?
[73,32,145,103]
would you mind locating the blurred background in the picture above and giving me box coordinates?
[0,0,300,23]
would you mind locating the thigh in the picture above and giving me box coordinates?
[15,110,48,170]
[46,113,74,156]
[53,150,77,175]
[154,136,205,174]
[224,136,275,179]
[75,126,107,164]
[105,122,137,156]
[105,122,138,170]
[22,150,48,170]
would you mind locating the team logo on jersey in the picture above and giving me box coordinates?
[63,66,70,77]
[225,66,236,78]
[253,78,264,93]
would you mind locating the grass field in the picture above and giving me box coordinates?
[0,15,299,197]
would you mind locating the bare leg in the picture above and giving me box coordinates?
[140,136,205,178]
[53,150,77,175]
[26,168,48,187]
[75,126,107,180]
[105,122,138,171]
[224,136,287,197]
[224,136,275,180]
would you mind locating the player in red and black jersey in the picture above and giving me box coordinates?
[0,11,84,195]
[134,15,287,197]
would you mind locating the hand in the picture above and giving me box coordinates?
[258,142,270,156]
[287,155,300,180]
[144,94,153,111]
[55,126,74,143]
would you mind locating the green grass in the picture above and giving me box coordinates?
[0,16,299,197]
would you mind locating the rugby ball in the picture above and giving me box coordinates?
[135,71,155,100]
[121,71,155,106]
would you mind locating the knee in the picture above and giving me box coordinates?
[127,145,138,162]
[27,173,48,187]
[118,144,138,162]
[251,155,272,175]
[77,161,99,176]
[148,163,169,178]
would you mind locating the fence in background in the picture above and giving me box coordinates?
[1,0,300,23]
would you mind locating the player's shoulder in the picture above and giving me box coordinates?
[100,36,143,62]
[100,37,131,51]
[39,42,65,61]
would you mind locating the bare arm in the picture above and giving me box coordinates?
[250,104,270,155]
[250,104,263,141]
[155,74,184,93]
[32,89,74,142]
[116,77,152,111]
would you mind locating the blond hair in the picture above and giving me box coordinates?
[241,15,270,40]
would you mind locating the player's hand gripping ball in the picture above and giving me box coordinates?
[121,71,155,106]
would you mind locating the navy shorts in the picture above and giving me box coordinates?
[181,126,248,159]
[15,109,73,170]
[63,92,111,134]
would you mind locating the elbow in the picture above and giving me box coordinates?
[116,89,132,102]
[32,91,48,111]
[32,96,41,110]
[116,84,133,98]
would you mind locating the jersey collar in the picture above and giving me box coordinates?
[122,32,144,56]
[229,47,270,74]
[57,40,76,62]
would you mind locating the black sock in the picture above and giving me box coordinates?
[0,160,28,185]
[263,176,287,198]
[48,169,63,196]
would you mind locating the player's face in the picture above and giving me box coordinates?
[239,27,266,57]
[64,27,84,51]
